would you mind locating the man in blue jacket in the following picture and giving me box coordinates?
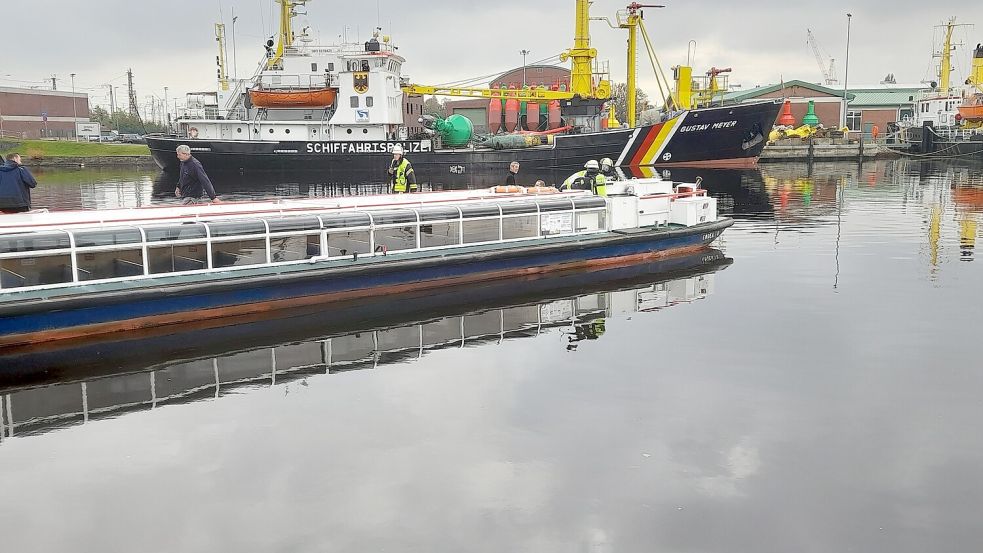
[174,144,220,204]
[0,153,38,213]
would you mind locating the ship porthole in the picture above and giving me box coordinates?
[237,128,242,133]
[313,129,318,134]
[269,128,274,134]
[285,128,291,134]
[362,128,368,134]
[347,128,353,134]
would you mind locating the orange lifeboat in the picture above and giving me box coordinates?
[487,97,502,133]
[957,94,983,123]
[248,87,338,108]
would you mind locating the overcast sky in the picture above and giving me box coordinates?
[5,0,983,112]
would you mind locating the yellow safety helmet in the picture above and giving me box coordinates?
[584,159,599,170]
[600,157,614,169]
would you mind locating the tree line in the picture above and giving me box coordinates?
[89,106,168,135]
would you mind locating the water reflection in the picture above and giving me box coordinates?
[0,250,731,441]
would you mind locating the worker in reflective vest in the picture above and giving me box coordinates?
[561,160,607,196]
[388,144,417,193]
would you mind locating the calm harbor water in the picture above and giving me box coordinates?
[1,159,982,552]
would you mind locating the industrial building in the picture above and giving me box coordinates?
[722,79,921,133]
[0,86,90,139]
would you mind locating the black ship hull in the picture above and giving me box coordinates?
[903,125,983,159]
[147,100,781,182]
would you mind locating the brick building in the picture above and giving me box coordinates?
[0,86,90,139]
[722,79,920,134]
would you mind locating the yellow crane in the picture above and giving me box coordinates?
[401,0,611,102]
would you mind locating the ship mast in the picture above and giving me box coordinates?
[939,17,957,94]
[215,23,229,91]
[560,0,612,100]
[269,0,308,69]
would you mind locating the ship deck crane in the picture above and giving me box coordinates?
[401,0,611,103]
[806,28,837,86]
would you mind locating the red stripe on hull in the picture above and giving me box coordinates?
[0,244,711,350]
[628,125,661,166]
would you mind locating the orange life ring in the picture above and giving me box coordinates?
[188,127,199,139]
[493,185,524,193]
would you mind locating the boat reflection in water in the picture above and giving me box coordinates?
[0,249,731,441]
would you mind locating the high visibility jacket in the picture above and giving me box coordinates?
[390,158,417,193]
[561,170,607,196]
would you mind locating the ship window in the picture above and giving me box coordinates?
[327,230,370,257]
[1,254,73,288]
[0,231,71,253]
[351,96,359,108]
[208,219,266,238]
[285,128,291,134]
[361,60,369,71]
[362,128,368,134]
[346,128,353,134]
[268,216,322,233]
[311,63,318,72]
[573,196,606,210]
[328,62,334,72]
[421,222,460,247]
[212,239,266,267]
[76,248,144,281]
[319,213,371,229]
[460,204,500,218]
[366,97,374,107]
[502,216,539,239]
[418,207,460,222]
[537,199,574,212]
[74,228,142,248]
[271,234,320,262]
[269,128,275,133]
[373,226,416,252]
[463,219,501,244]
[501,202,539,215]
[237,127,243,133]
[148,244,207,274]
[372,210,417,225]
[576,210,606,232]
[145,224,207,242]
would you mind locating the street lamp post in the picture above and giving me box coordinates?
[841,13,852,130]
[520,49,531,85]
[70,72,78,141]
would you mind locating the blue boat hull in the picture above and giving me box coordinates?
[0,219,731,348]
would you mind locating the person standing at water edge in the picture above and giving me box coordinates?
[505,161,520,186]
[388,144,417,193]
[0,153,38,213]
[174,145,219,204]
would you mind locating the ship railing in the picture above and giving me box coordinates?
[253,74,331,90]
[0,197,608,294]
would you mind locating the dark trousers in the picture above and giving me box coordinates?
[0,206,29,214]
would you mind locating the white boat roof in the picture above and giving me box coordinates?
[0,188,597,233]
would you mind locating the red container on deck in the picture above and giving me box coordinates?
[487,98,502,133]
[526,101,539,131]
[547,100,562,130]
[504,95,520,132]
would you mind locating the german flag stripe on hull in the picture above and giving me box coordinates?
[616,114,685,167]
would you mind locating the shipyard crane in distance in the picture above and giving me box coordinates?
[807,28,838,86]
